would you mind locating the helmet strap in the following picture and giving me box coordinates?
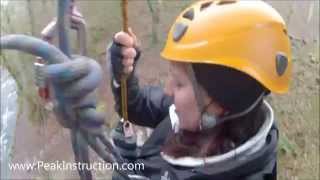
[200,92,265,131]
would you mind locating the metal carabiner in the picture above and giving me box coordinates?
[35,1,87,102]
[40,3,87,55]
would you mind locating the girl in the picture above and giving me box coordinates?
[49,0,291,179]
[108,1,291,179]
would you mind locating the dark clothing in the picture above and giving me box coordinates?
[111,75,278,180]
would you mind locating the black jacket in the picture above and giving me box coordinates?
[111,75,278,180]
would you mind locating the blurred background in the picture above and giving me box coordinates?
[0,0,319,179]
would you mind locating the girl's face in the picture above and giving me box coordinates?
[164,62,225,132]
[164,62,201,132]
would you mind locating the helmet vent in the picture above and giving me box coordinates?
[200,1,212,11]
[173,23,188,42]
[183,8,194,20]
[275,53,288,76]
[216,0,237,5]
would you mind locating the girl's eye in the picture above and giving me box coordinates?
[176,82,184,88]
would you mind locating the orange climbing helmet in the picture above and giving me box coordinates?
[161,0,292,93]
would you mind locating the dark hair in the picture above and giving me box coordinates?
[192,64,266,113]
[162,64,267,157]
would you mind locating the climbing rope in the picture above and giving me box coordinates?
[120,0,137,142]
[121,0,129,123]
[122,0,129,33]
[0,0,130,179]
[57,1,93,179]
